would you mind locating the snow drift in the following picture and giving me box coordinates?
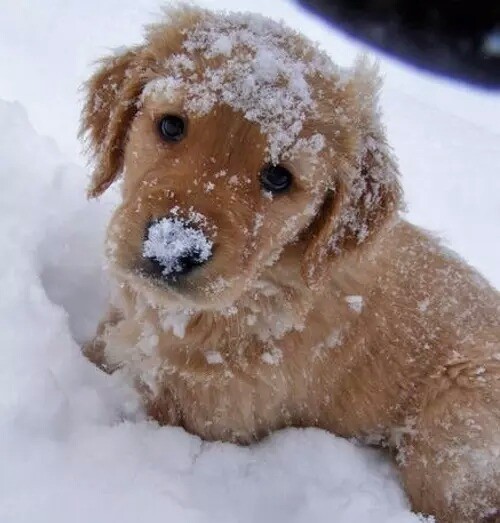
[0,99,431,522]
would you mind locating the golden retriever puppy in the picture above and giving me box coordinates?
[81,6,500,522]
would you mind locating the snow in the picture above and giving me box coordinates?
[0,1,498,522]
[144,11,332,163]
[143,217,214,277]
[345,295,364,313]
[205,350,225,365]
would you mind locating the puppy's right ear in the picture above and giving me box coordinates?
[80,47,145,198]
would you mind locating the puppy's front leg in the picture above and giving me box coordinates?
[397,358,500,522]
[82,306,123,372]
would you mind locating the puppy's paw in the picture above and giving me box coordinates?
[82,337,114,374]
[138,381,182,427]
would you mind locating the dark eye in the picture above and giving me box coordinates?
[259,164,293,193]
[158,115,186,142]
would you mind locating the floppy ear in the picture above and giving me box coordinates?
[80,47,146,198]
[302,60,403,290]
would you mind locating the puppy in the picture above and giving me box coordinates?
[81,6,500,522]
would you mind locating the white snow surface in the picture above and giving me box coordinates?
[0,1,499,522]
[143,217,213,276]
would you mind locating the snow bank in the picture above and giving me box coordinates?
[0,100,428,522]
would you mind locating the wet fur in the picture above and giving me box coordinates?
[81,7,500,522]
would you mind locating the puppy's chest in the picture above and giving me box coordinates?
[149,346,302,443]
[107,311,348,441]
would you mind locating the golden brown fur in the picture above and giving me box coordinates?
[81,6,500,522]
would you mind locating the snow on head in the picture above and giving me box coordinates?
[143,216,213,277]
[143,11,336,163]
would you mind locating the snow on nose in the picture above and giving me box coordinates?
[143,217,213,278]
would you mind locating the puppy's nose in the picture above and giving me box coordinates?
[142,217,213,281]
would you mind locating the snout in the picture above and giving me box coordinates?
[142,217,213,282]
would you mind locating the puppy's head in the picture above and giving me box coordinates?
[81,6,402,309]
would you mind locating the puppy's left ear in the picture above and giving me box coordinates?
[302,59,403,290]
[80,47,146,198]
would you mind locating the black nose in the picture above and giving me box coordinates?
[143,248,209,281]
[142,217,213,282]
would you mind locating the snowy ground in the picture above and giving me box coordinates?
[0,1,498,522]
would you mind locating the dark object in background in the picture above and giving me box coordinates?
[297,0,500,89]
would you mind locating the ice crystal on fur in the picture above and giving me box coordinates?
[205,350,224,365]
[345,295,364,313]
[144,13,336,163]
[143,217,213,277]
[159,309,193,339]
[261,346,283,365]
